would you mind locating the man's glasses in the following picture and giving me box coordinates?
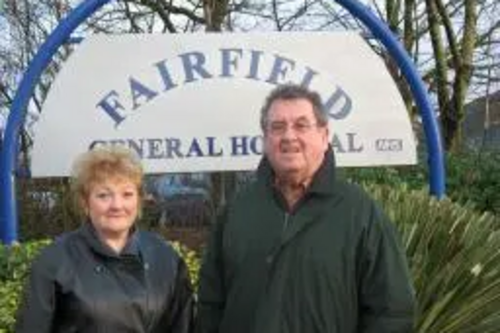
[266,120,320,136]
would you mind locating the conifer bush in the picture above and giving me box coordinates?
[367,184,500,332]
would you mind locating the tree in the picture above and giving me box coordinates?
[0,0,75,171]
[378,0,499,150]
[1,0,498,168]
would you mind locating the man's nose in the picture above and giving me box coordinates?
[282,125,298,138]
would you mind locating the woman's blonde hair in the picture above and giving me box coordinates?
[71,146,144,215]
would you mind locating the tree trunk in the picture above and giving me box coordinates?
[448,0,477,151]
[425,0,454,149]
[426,0,478,151]
[203,0,228,31]
[203,0,234,214]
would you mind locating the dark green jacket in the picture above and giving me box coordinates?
[197,149,415,333]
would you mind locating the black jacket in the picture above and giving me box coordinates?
[197,148,415,333]
[16,223,194,333]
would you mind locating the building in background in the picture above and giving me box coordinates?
[464,90,500,150]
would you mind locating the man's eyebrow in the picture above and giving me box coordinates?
[271,116,310,122]
[296,116,311,122]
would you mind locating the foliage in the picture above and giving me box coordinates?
[171,241,201,291]
[0,238,199,332]
[4,183,500,331]
[0,240,50,332]
[0,282,22,333]
[344,150,500,216]
[342,164,426,190]
[367,184,500,332]
[0,240,51,281]
[445,151,500,214]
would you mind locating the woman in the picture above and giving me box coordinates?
[16,146,194,333]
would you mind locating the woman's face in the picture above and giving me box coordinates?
[85,177,140,239]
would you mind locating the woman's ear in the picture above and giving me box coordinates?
[80,197,89,216]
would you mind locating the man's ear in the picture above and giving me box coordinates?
[323,126,330,146]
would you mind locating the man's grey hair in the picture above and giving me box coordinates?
[260,84,329,131]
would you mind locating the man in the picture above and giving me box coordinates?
[197,84,415,333]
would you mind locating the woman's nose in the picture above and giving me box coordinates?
[109,195,124,208]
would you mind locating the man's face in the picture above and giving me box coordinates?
[263,98,329,183]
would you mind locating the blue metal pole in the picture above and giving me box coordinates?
[0,132,4,242]
[0,0,113,245]
[334,0,446,198]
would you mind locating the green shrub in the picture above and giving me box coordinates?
[345,150,500,216]
[0,240,51,281]
[0,282,22,332]
[445,152,500,214]
[171,241,201,290]
[0,240,50,332]
[367,184,500,332]
[4,183,500,332]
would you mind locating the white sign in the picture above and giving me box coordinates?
[31,32,417,177]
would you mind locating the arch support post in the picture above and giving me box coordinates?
[0,0,113,245]
[334,0,445,198]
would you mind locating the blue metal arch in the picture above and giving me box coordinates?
[0,0,445,244]
[336,0,445,197]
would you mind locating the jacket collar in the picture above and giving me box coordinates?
[257,145,338,197]
[79,221,141,259]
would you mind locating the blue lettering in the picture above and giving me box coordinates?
[331,134,345,153]
[96,90,126,127]
[130,77,158,110]
[147,138,164,159]
[186,138,204,157]
[165,138,183,158]
[127,139,145,158]
[155,59,178,91]
[246,50,264,80]
[250,136,263,155]
[206,137,223,156]
[266,55,295,85]
[220,48,243,78]
[299,67,318,88]
[179,52,213,83]
[347,132,363,152]
[324,87,352,120]
[230,136,249,156]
